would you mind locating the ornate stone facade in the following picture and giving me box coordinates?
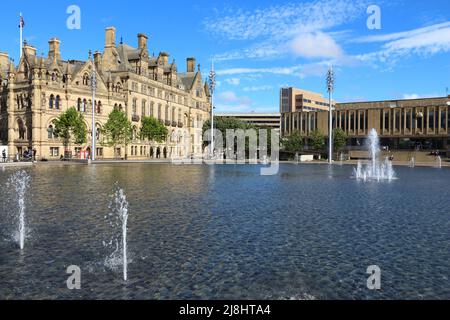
[0,27,211,160]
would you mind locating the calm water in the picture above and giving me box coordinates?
[0,163,449,300]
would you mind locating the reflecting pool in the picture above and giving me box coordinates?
[0,164,449,300]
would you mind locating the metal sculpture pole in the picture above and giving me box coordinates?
[208,60,216,159]
[91,51,97,161]
[327,65,335,164]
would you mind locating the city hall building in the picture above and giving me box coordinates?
[281,87,450,151]
[0,27,211,160]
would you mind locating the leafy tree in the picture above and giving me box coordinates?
[140,116,168,144]
[53,107,87,148]
[101,109,133,158]
[203,117,278,158]
[282,130,304,153]
[309,130,326,151]
[333,128,347,151]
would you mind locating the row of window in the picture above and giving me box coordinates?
[48,95,103,114]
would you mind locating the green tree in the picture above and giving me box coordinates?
[282,131,304,153]
[309,130,326,151]
[140,116,168,144]
[333,128,347,151]
[202,117,278,158]
[101,109,133,158]
[53,107,87,149]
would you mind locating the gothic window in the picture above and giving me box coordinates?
[77,98,82,112]
[97,101,102,114]
[150,102,154,117]
[158,104,162,120]
[82,99,87,112]
[55,95,60,109]
[132,98,137,116]
[48,125,54,139]
[17,119,26,140]
[49,94,55,109]
[142,100,146,116]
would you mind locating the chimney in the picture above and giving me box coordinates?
[137,33,148,49]
[105,27,116,48]
[94,51,102,69]
[0,52,9,68]
[48,38,61,61]
[160,52,169,65]
[187,57,195,72]
[23,43,37,57]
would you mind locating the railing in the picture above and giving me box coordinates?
[172,121,178,127]
[165,120,171,126]
[132,115,140,122]
[178,122,183,128]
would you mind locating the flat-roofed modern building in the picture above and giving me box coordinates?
[280,87,335,113]
[215,112,281,131]
[281,90,450,151]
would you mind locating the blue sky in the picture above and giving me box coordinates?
[1,0,449,112]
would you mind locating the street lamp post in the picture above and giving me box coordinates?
[327,65,335,164]
[90,51,97,161]
[208,60,216,159]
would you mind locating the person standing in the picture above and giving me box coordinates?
[2,149,6,163]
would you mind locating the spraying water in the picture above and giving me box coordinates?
[436,156,442,169]
[106,184,129,281]
[409,156,415,168]
[354,129,396,181]
[8,171,31,250]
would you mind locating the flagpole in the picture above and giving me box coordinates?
[19,13,23,58]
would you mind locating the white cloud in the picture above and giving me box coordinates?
[289,31,344,59]
[215,90,253,112]
[206,0,369,61]
[217,61,331,78]
[402,94,421,100]
[402,93,440,100]
[225,78,241,85]
[242,85,274,92]
[355,22,450,65]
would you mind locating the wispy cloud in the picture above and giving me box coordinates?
[242,85,274,92]
[215,90,254,112]
[355,22,450,66]
[217,61,331,78]
[205,0,370,61]
[225,78,241,85]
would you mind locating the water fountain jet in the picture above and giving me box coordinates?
[8,170,31,250]
[105,184,129,281]
[354,129,396,181]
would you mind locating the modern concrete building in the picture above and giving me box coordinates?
[280,87,335,113]
[281,89,450,151]
[0,27,211,160]
[215,112,281,131]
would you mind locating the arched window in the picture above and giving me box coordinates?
[55,95,60,109]
[158,104,162,120]
[114,103,118,111]
[83,73,90,86]
[116,82,122,93]
[142,100,146,116]
[77,98,82,112]
[165,105,169,121]
[49,94,54,109]
[150,102,154,117]
[82,99,87,112]
[17,119,26,140]
[48,125,54,139]
[97,101,102,114]
[132,98,137,116]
